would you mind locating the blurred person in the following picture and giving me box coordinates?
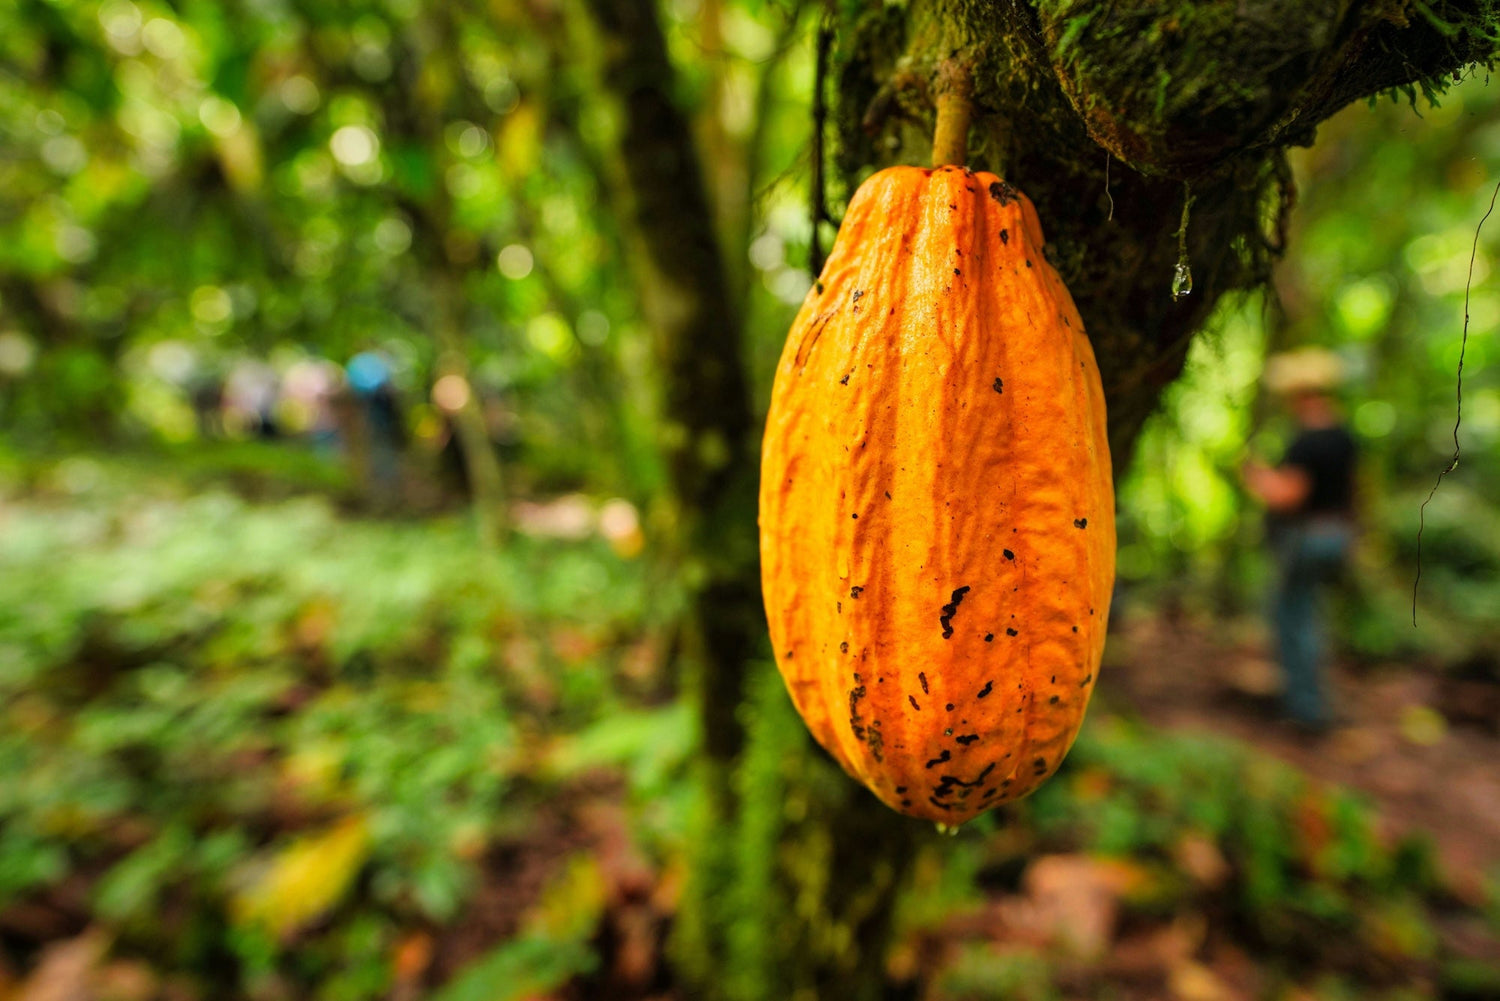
[1241,348,1359,732]
[188,369,225,438]
[222,358,281,438]
[280,358,342,453]
[345,349,406,505]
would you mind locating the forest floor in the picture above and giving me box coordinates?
[1101,613,1500,902]
[5,461,1498,1000]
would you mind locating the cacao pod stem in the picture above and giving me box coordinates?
[931,59,973,168]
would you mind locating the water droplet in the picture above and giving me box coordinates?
[1171,261,1193,300]
[935,822,961,837]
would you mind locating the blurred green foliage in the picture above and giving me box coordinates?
[0,455,658,996]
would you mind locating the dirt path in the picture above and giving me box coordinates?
[1099,615,1500,900]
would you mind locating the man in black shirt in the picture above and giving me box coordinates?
[1242,349,1358,731]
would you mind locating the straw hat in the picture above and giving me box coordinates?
[1263,347,1345,396]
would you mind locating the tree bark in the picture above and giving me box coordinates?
[433,272,509,546]
[568,0,767,986]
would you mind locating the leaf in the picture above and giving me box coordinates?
[430,854,607,1001]
[430,936,595,1001]
[231,814,371,940]
[95,825,195,923]
[527,854,608,942]
[539,703,693,791]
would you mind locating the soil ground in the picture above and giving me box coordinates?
[1100,613,1500,901]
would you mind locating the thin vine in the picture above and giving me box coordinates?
[1412,173,1500,626]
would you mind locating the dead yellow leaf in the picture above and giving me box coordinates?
[232,815,371,939]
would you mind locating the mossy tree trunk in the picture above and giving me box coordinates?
[565,2,934,997]
[568,0,1500,998]
[563,0,767,987]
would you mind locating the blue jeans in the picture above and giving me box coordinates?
[1271,521,1352,725]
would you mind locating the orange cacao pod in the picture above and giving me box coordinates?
[759,165,1115,824]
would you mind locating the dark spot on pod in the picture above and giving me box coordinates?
[1003,550,1015,560]
[851,512,858,519]
[1072,625,1079,633]
[956,734,979,746]
[840,641,849,653]
[884,491,892,499]
[1025,259,1033,268]
[815,281,825,294]
[939,762,995,789]
[939,585,971,639]
[932,785,952,799]
[909,695,921,711]
[919,671,929,694]
[953,268,961,276]
[977,681,993,698]
[850,586,864,599]
[988,181,1017,205]
[1049,695,1061,705]
[785,650,794,659]
[1002,778,1012,787]
[948,202,957,210]
[1080,673,1093,687]
[984,633,995,643]
[852,289,864,302]
[1074,518,1088,529]
[1033,757,1048,775]
[1090,608,1095,615]
[1000,228,1010,244]
[993,377,1003,394]
[946,703,955,712]
[928,797,954,810]
[896,786,907,794]
[1006,627,1018,637]
[837,601,842,613]
[840,374,850,385]
[901,799,912,807]
[983,787,998,798]
[925,750,951,769]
